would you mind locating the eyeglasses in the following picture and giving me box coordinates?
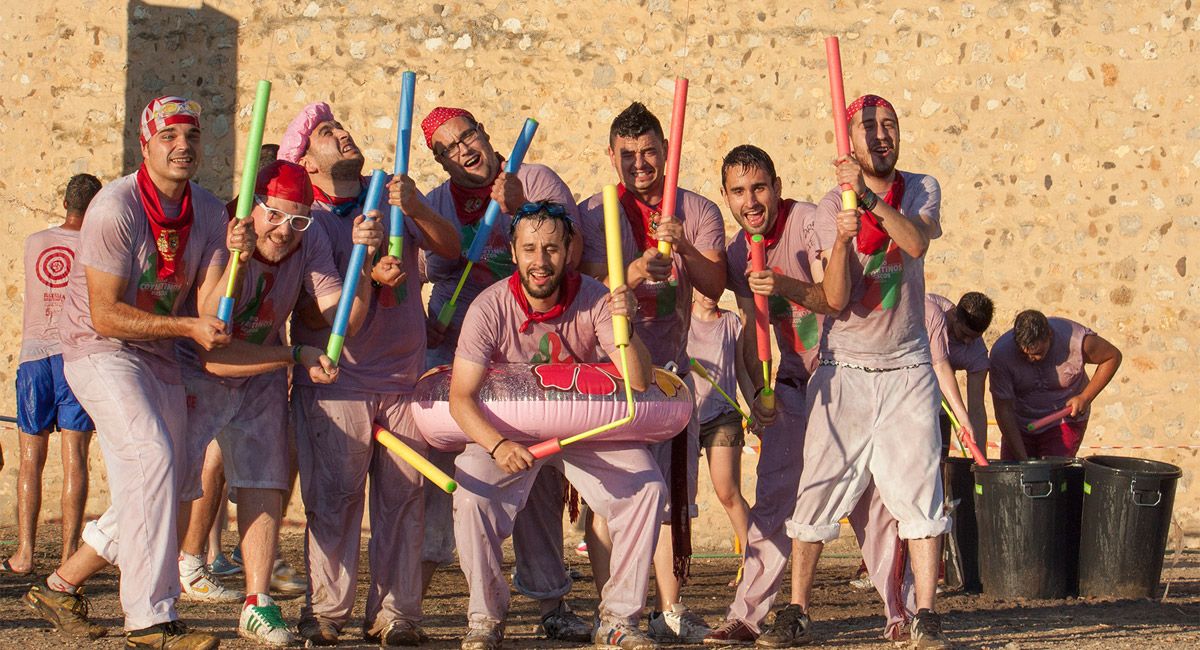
[255,197,312,231]
[433,126,481,160]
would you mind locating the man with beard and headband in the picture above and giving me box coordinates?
[279,102,462,646]
[784,95,952,648]
[173,160,384,646]
[448,202,663,650]
[419,107,591,643]
[704,145,917,647]
[24,96,253,649]
[577,101,727,644]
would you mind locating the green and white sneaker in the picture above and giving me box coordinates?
[239,594,295,647]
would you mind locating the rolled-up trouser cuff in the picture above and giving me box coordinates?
[81,519,119,565]
[512,569,572,601]
[785,520,841,543]
[898,516,952,540]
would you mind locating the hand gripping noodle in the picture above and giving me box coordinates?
[437,118,540,327]
[325,169,388,364]
[942,399,989,466]
[749,235,775,410]
[388,71,416,258]
[1026,406,1073,433]
[218,80,272,324]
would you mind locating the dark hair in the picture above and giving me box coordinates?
[259,143,280,169]
[721,144,777,188]
[1013,309,1051,350]
[64,174,102,214]
[508,201,575,249]
[956,291,994,334]
[609,102,664,145]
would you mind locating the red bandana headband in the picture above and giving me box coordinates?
[846,94,896,122]
[421,107,475,149]
[139,96,202,145]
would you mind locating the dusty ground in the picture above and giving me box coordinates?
[0,524,1197,649]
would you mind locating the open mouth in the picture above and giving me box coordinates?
[339,142,360,155]
[168,155,194,167]
[528,268,553,287]
[462,153,482,170]
[871,144,893,157]
[742,207,766,229]
[631,167,655,183]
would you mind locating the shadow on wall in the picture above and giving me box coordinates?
[123,0,237,196]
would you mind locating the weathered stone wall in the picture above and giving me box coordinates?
[1,0,1196,545]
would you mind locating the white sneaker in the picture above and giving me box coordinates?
[239,594,296,647]
[269,559,306,597]
[649,603,711,643]
[181,561,244,603]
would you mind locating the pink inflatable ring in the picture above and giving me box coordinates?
[412,362,694,452]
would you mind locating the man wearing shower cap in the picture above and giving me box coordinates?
[418,106,591,645]
[173,160,385,646]
[781,95,954,648]
[24,95,253,649]
[280,101,462,646]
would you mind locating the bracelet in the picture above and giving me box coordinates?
[859,188,879,211]
[291,344,304,364]
[488,438,509,458]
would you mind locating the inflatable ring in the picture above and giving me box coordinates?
[412,363,694,452]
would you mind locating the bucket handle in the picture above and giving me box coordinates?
[1130,484,1163,507]
[1022,481,1054,499]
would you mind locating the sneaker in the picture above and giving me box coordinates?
[909,609,951,648]
[461,623,504,650]
[125,620,219,649]
[299,616,340,646]
[848,576,874,591]
[270,558,307,597]
[594,619,658,650]
[239,595,295,647]
[208,551,243,577]
[540,602,593,642]
[367,619,429,647]
[648,603,711,643]
[703,619,757,646]
[23,582,108,639]
[181,562,244,603]
[755,604,810,648]
[575,541,589,557]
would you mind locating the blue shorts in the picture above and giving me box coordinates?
[16,355,94,434]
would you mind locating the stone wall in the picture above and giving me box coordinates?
[0,0,1196,545]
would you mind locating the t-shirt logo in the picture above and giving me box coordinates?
[35,246,73,289]
[768,274,819,353]
[860,242,903,312]
[462,223,514,283]
[136,250,183,315]
[529,332,576,364]
[233,272,277,344]
[633,264,679,319]
[156,230,181,262]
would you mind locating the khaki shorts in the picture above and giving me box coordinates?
[699,410,745,449]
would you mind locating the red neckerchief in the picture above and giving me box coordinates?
[507,269,582,333]
[312,179,366,217]
[857,173,905,256]
[135,163,193,281]
[745,198,796,252]
[449,154,506,226]
[616,183,662,252]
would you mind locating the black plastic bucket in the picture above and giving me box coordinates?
[942,457,981,592]
[1078,455,1182,599]
[972,459,1076,599]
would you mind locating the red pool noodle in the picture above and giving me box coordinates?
[1027,406,1073,432]
[749,236,771,363]
[825,36,858,210]
[657,78,688,256]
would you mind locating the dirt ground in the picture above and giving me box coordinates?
[0,523,1197,650]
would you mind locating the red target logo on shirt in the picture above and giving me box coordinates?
[36,246,74,289]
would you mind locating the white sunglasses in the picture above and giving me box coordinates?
[255,196,312,231]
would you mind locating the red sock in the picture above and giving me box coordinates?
[244,593,259,608]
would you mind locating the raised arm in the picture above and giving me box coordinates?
[388,174,462,260]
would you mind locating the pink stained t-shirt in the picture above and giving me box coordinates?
[686,309,742,424]
[577,187,726,370]
[925,293,989,373]
[726,200,821,384]
[58,173,229,383]
[988,317,1095,428]
[455,274,617,366]
[178,222,343,384]
[923,295,951,366]
[807,171,942,369]
[424,162,580,333]
[289,182,439,395]
[20,227,81,363]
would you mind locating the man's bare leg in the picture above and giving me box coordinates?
[908,536,941,611]
[4,432,50,573]
[59,429,91,564]
[180,442,225,557]
[791,540,824,611]
[237,487,282,595]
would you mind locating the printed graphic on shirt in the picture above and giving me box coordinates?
[634,267,679,319]
[36,246,73,289]
[529,332,576,364]
[232,272,278,344]
[462,222,514,283]
[861,242,903,312]
[767,273,820,354]
[136,250,183,315]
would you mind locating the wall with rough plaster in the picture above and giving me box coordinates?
[0,0,1196,547]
